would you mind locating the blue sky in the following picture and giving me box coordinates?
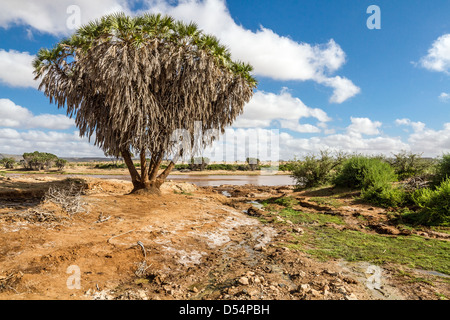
[0,0,449,159]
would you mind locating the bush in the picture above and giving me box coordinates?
[411,178,450,226]
[0,157,16,169]
[334,156,397,190]
[246,158,260,171]
[206,164,237,171]
[190,157,210,171]
[95,163,126,169]
[387,151,433,180]
[56,159,68,171]
[361,185,408,208]
[432,153,450,186]
[291,151,345,189]
[23,151,58,170]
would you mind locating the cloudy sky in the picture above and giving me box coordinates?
[0,0,449,160]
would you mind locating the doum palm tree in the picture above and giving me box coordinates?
[33,13,257,194]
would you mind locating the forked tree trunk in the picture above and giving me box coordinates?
[121,148,175,195]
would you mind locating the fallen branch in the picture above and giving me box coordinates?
[134,241,151,277]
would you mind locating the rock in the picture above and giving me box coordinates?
[299,284,310,294]
[137,290,148,300]
[293,226,304,234]
[375,225,401,235]
[345,293,358,300]
[336,286,347,294]
[247,206,264,217]
[255,245,267,252]
[310,289,321,297]
[238,277,249,285]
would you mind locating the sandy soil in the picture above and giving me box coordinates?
[0,175,448,300]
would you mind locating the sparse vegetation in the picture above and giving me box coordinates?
[291,151,346,189]
[408,178,450,226]
[55,159,68,171]
[387,151,433,181]
[246,158,260,171]
[432,153,450,186]
[333,156,397,190]
[0,157,15,169]
[22,151,59,171]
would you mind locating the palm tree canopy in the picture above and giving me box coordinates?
[33,13,257,159]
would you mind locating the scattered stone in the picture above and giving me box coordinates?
[190,286,199,293]
[310,289,321,297]
[345,293,358,300]
[292,226,304,234]
[248,289,259,297]
[239,277,249,285]
[299,284,310,294]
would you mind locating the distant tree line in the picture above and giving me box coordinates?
[0,151,68,171]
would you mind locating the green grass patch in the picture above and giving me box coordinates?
[261,196,299,209]
[309,196,344,208]
[294,226,450,275]
[278,208,345,226]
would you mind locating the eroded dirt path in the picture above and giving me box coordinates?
[0,176,448,300]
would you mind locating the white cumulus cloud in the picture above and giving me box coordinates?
[0,49,37,88]
[0,98,75,130]
[141,0,360,103]
[0,0,130,35]
[233,89,331,133]
[347,117,382,136]
[420,34,450,73]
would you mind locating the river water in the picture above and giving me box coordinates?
[6,173,295,187]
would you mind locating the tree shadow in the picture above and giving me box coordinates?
[0,177,86,210]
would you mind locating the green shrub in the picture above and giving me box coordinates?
[55,158,68,171]
[23,151,58,170]
[411,178,450,226]
[174,164,191,171]
[0,157,16,169]
[273,196,298,208]
[432,153,450,186]
[95,163,126,169]
[206,164,237,171]
[278,163,295,172]
[291,151,344,189]
[361,185,407,208]
[246,158,260,171]
[387,151,433,180]
[190,157,210,171]
[334,156,397,190]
